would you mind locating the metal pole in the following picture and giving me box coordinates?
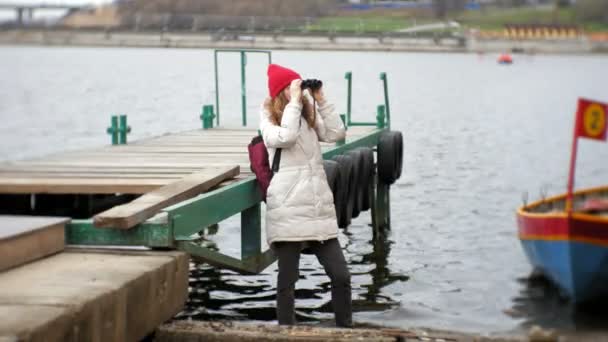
[241,50,247,126]
[241,203,261,259]
[336,114,346,146]
[566,114,581,213]
[107,115,119,145]
[376,105,386,129]
[214,50,220,126]
[119,114,129,144]
[345,71,352,125]
[380,72,390,129]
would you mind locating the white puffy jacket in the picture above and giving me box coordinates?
[260,98,346,245]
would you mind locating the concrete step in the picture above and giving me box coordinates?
[0,249,189,342]
[0,215,69,272]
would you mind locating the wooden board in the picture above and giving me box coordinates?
[0,215,69,272]
[93,165,240,229]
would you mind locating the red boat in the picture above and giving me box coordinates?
[517,98,608,303]
[498,54,513,65]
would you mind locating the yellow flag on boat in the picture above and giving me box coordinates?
[576,98,608,141]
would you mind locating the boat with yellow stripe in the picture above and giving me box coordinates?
[517,98,608,303]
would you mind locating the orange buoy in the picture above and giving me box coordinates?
[498,53,513,65]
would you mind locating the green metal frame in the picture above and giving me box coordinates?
[343,71,391,128]
[214,49,272,127]
[66,126,390,274]
[71,67,396,275]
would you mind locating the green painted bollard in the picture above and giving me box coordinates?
[106,115,119,145]
[376,105,386,129]
[118,114,131,144]
[344,71,352,125]
[379,72,390,129]
[201,105,215,129]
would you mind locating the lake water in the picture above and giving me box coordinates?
[1,45,608,336]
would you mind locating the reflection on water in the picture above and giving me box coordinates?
[508,275,608,332]
[178,220,409,324]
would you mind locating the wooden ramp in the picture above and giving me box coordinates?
[0,215,69,272]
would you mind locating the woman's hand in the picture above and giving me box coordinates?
[289,79,302,103]
[312,87,325,103]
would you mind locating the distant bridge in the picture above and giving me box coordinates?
[0,3,91,24]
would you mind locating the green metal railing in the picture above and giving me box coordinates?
[214,49,272,127]
[344,71,391,129]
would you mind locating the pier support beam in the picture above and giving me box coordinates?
[241,203,261,259]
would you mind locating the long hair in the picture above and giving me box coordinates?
[265,92,316,129]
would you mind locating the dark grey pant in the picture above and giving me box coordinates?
[273,238,352,327]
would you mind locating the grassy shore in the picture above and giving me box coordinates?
[305,6,608,34]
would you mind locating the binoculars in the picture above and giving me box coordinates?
[301,79,323,91]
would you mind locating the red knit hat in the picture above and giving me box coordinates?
[267,64,301,99]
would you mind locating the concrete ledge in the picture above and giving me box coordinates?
[0,215,69,272]
[0,249,189,342]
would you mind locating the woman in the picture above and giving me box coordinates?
[260,64,352,327]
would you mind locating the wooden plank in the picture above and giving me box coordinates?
[0,215,69,272]
[97,146,249,153]
[0,178,173,194]
[93,166,240,229]
[8,161,250,169]
[0,172,187,179]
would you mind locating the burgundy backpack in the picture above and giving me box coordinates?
[248,135,281,202]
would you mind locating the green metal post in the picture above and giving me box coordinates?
[336,114,346,146]
[118,114,130,144]
[241,51,247,126]
[200,105,207,129]
[209,105,216,129]
[345,71,352,125]
[380,72,390,129]
[241,203,261,259]
[376,105,386,129]
[214,51,220,126]
[106,115,119,145]
[201,105,213,129]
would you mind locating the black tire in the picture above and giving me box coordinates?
[355,147,374,212]
[323,160,340,194]
[378,130,404,185]
[332,154,354,228]
[323,159,340,204]
[345,149,363,219]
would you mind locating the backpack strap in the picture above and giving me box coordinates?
[271,148,282,173]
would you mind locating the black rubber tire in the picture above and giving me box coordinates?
[345,149,363,219]
[323,159,340,205]
[355,147,374,212]
[393,131,404,180]
[323,160,340,194]
[378,130,404,185]
[332,154,354,228]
